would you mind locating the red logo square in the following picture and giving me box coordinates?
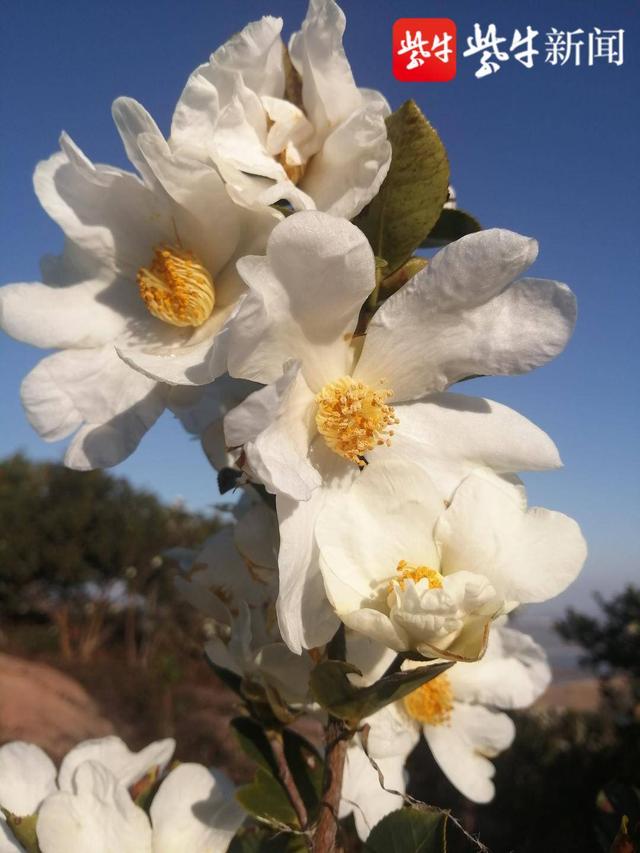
[393,18,457,82]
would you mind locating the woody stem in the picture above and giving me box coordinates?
[313,625,351,852]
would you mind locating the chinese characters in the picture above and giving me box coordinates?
[463,24,624,78]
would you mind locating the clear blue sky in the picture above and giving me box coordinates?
[1,0,638,614]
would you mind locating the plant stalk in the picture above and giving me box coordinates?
[267,730,309,835]
[313,625,350,852]
[312,714,350,852]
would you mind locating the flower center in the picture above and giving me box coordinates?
[315,376,398,466]
[403,674,453,726]
[278,148,307,185]
[137,245,215,328]
[390,560,444,592]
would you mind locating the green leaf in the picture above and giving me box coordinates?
[204,653,244,696]
[353,100,449,274]
[310,659,453,724]
[229,825,307,852]
[236,767,300,829]
[232,717,280,776]
[282,729,324,821]
[1,810,40,853]
[365,808,448,853]
[421,208,482,248]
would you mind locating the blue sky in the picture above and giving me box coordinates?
[1,0,638,614]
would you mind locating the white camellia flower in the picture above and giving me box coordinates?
[36,761,244,853]
[0,737,173,852]
[0,107,276,469]
[0,738,242,852]
[175,501,313,706]
[316,458,586,659]
[223,211,577,651]
[169,0,391,218]
[343,625,552,816]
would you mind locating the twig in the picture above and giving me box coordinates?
[313,625,352,852]
[267,730,310,838]
[312,714,350,853]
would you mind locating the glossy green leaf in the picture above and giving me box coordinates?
[353,100,449,273]
[421,208,482,248]
[365,808,448,852]
[310,659,453,723]
[232,717,280,776]
[236,768,300,829]
[228,825,307,852]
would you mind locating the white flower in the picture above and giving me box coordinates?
[0,738,242,852]
[0,110,276,469]
[36,761,243,853]
[343,625,551,823]
[316,458,586,659]
[175,501,313,706]
[169,0,391,218]
[223,211,577,651]
[0,737,173,852]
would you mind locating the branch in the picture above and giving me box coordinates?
[266,730,310,839]
[312,714,350,853]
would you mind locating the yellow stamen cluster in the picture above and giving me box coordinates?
[403,674,454,726]
[278,150,307,185]
[315,376,398,466]
[391,560,444,591]
[137,245,215,328]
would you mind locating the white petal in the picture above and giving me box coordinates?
[390,391,561,499]
[340,607,408,652]
[340,745,405,841]
[169,375,260,437]
[345,633,397,686]
[208,91,287,189]
[289,0,361,135]
[226,362,320,500]
[170,65,220,157]
[34,135,172,275]
[449,625,551,709]
[0,277,137,350]
[117,331,229,387]
[135,133,263,278]
[178,525,274,616]
[227,211,373,389]
[275,443,354,652]
[255,643,313,704]
[437,469,587,604]
[234,501,279,571]
[151,764,244,853]
[21,347,166,469]
[301,105,391,218]
[362,704,420,760]
[0,742,56,816]
[111,97,166,191]
[210,16,284,98]
[356,230,575,400]
[316,456,444,613]
[424,703,515,803]
[58,736,175,792]
[36,762,152,853]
